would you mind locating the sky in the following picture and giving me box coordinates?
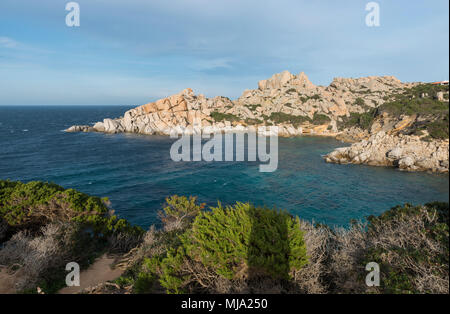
[0,0,448,105]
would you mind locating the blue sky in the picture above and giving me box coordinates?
[0,0,448,105]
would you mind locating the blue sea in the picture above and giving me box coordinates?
[0,106,448,228]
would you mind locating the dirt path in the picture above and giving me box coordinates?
[0,267,17,294]
[58,254,124,294]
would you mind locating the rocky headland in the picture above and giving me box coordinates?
[325,132,449,173]
[66,71,449,173]
[1,181,448,294]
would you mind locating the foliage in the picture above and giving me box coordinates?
[425,115,449,140]
[285,88,297,94]
[244,118,263,125]
[379,84,449,116]
[338,109,377,130]
[244,104,261,111]
[311,113,331,125]
[183,203,307,280]
[354,97,365,107]
[300,94,321,103]
[267,112,310,127]
[131,200,308,294]
[0,180,143,241]
[363,202,449,294]
[111,197,449,295]
[210,111,240,122]
[158,195,205,231]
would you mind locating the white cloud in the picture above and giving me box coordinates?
[0,36,19,49]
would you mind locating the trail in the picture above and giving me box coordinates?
[58,254,124,294]
[0,267,18,294]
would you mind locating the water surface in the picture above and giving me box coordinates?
[0,106,448,228]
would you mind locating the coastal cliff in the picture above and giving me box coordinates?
[325,132,449,173]
[66,71,414,137]
[66,71,449,173]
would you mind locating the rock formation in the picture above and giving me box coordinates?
[67,71,415,137]
[325,131,449,173]
[66,70,449,173]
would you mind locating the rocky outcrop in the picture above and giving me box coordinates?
[236,72,415,126]
[65,70,449,173]
[66,71,417,137]
[324,131,449,173]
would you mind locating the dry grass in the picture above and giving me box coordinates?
[364,208,449,294]
[325,207,449,294]
[291,221,332,294]
[0,223,70,291]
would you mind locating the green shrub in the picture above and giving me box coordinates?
[268,112,311,127]
[364,202,449,294]
[0,180,142,240]
[285,88,297,94]
[426,115,449,140]
[244,104,261,112]
[380,84,449,116]
[338,109,377,130]
[210,112,240,122]
[181,202,307,280]
[133,267,157,293]
[141,201,308,293]
[158,195,204,231]
[244,118,263,125]
[311,113,331,125]
[354,98,365,107]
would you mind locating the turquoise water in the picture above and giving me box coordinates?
[0,106,448,228]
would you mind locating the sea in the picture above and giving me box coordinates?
[0,106,448,228]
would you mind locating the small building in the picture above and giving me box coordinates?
[431,80,449,86]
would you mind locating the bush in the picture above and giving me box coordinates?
[338,109,377,130]
[425,115,449,140]
[182,203,307,280]
[328,202,449,294]
[0,180,144,293]
[379,84,449,117]
[363,202,449,294]
[130,201,309,294]
[354,98,365,107]
[158,195,205,232]
[0,180,142,240]
[108,198,450,295]
[210,112,240,122]
[267,112,311,127]
[311,113,331,125]
[244,104,261,111]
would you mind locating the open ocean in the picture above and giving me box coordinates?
[0,105,448,228]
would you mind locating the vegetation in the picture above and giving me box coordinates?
[244,104,261,112]
[210,111,240,122]
[285,88,297,94]
[379,84,449,116]
[1,182,448,294]
[338,108,377,130]
[115,197,448,294]
[263,112,330,127]
[363,202,449,294]
[338,84,449,140]
[300,94,321,103]
[123,201,308,293]
[244,118,263,125]
[354,97,365,107]
[0,180,143,293]
[311,113,331,125]
[0,180,140,238]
